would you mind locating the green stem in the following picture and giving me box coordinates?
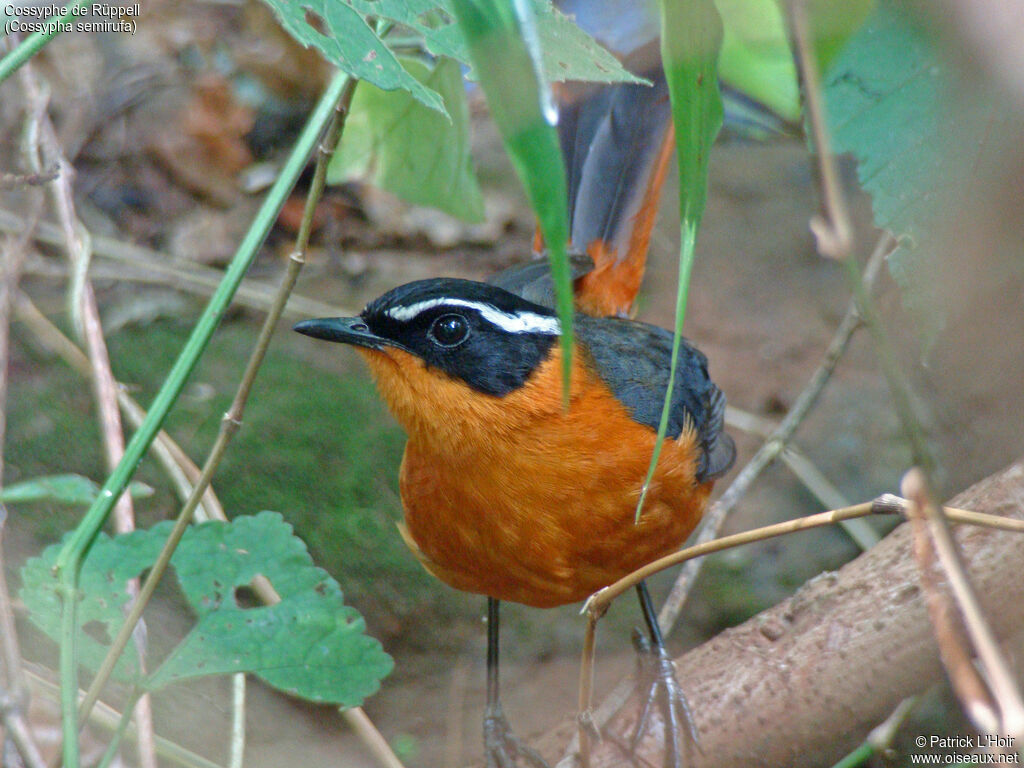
[53,69,353,765]
[635,219,698,521]
[829,741,874,768]
[0,1,90,87]
[94,689,141,768]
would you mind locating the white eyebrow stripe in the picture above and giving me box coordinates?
[385,298,561,335]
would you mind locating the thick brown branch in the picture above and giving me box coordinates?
[562,457,1024,768]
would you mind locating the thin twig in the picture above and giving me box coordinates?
[70,72,369,760]
[903,469,1024,736]
[0,191,48,768]
[26,670,225,768]
[19,57,157,768]
[573,495,1024,765]
[0,168,59,187]
[0,208,350,320]
[829,696,919,768]
[14,292,226,521]
[657,231,893,634]
[228,675,245,768]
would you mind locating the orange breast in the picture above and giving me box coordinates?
[358,344,712,608]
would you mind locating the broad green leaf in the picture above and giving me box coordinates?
[258,0,445,113]
[451,0,574,398]
[20,513,392,706]
[716,0,798,122]
[329,57,485,223]
[533,0,646,85]
[825,2,1015,344]
[147,513,391,704]
[425,0,644,85]
[715,0,873,125]
[637,0,723,520]
[1,474,151,506]
[20,525,170,681]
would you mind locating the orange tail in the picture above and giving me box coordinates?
[553,61,674,317]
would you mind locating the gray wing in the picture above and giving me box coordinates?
[487,254,594,310]
[576,315,735,483]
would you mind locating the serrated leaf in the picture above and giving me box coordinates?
[147,513,391,704]
[20,526,169,681]
[259,0,445,113]
[1,474,151,506]
[329,57,485,223]
[535,1,645,85]
[19,513,392,706]
[451,0,574,398]
[825,2,1012,344]
[429,0,643,85]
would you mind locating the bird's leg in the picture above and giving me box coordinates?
[628,582,699,768]
[483,597,550,768]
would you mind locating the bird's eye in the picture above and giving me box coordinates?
[428,313,469,348]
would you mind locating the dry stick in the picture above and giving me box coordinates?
[657,231,892,635]
[70,74,403,768]
[903,469,1024,736]
[0,198,47,768]
[903,473,998,734]
[788,0,1024,740]
[14,292,225,520]
[19,61,158,768]
[572,497,1024,766]
[25,670,225,768]
[0,208,349,320]
[73,77,356,722]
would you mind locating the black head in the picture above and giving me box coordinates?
[294,278,561,396]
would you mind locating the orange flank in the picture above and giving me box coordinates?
[356,341,712,608]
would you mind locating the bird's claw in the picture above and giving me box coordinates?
[629,629,699,768]
[484,706,550,768]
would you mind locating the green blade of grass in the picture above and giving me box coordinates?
[449,0,573,400]
[52,70,353,768]
[0,0,89,87]
[636,0,724,522]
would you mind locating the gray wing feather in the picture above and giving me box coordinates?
[576,315,735,483]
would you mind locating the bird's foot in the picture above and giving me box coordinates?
[484,705,550,768]
[628,629,699,768]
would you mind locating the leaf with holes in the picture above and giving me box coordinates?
[146,513,392,704]
[1,474,153,506]
[329,56,485,222]
[19,513,392,706]
[259,0,445,113]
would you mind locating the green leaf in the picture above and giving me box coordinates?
[258,0,445,113]
[424,0,644,85]
[20,513,392,706]
[329,57,485,223]
[451,0,574,398]
[713,0,873,125]
[825,2,1013,344]
[533,0,647,85]
[637,0,723,520]
[716,0,798,122]
[1,474,151,506]
[148,513,391,704]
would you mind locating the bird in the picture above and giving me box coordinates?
[296,37,736,768]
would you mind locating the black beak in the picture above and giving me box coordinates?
[293,317,387,350]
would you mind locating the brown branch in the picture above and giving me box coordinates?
[903,468,1024,736]
[566,457,1024,768]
